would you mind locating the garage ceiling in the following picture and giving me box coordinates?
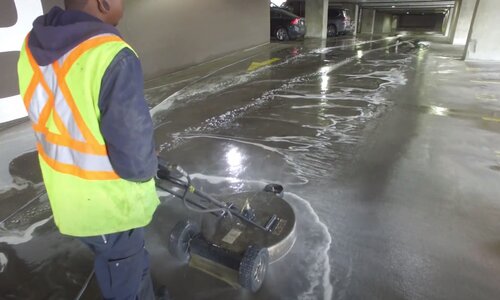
[332,0,456,12]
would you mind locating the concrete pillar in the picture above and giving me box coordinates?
[373,12,393,35]
[360,9,375,34]
[444,8,454,37]
[305,0,328,39]
[391,15,398,32]
[448,0,461,42]
[353,4,360,36]
[466,0,500,61]
[454,0,478,45]
[371,10,376,35]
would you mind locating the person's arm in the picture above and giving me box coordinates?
[98,48,157,182]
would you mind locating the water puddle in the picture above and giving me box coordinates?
[0,194,51,244]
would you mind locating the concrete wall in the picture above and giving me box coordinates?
[0,0,269,124]
[466,0,500,60]
[454,0,477,45]
[398,14,444,31]
[121,0,269,79]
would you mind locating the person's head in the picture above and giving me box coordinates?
[64,0,124,26]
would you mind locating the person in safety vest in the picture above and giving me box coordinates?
[17,0,167,299]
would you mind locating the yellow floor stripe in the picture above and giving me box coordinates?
[247,58,280,72]
[482,116,500,122]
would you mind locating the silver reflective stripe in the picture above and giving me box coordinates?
[36,132,114,172]
[39,65,56,91]
[28,84,48,124]
[38,65,86,142]
[57,52,69,67]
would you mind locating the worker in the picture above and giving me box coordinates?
[17,0,167,298]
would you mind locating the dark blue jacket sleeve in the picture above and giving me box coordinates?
[98,48,157,182]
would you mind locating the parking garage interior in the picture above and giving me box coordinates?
[1,0,500,299]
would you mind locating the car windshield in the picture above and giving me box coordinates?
[328,9,341,17]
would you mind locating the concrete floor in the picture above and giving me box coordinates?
[1,36,500,299]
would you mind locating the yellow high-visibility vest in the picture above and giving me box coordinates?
[17,34,159,237]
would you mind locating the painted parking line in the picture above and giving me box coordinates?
[476,94,498,102]
[482,116,500,122]
[471,80,500,85]
[247,58,281,72]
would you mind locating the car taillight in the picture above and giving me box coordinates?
[291,18,300,25]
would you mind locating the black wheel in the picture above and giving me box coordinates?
[327,24,337,37]
[275,27,289,41]
[239,246,269,293]
[168,220,199,263]
[263,183,284,198]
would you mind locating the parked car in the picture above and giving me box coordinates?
[326,8,353,36]
[270,5,306,41]
[281,0,353,37]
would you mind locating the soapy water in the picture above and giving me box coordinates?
[150,38,399,122]
[160,47,414,181]
[309,37,390,54]
[0,125,37,193]
[0,216,53,245]
[0,193,52,244]
[161,43,413,154]
[150,44,415,298]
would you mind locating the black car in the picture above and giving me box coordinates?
[281,0,352,37]
[270,6,306,41]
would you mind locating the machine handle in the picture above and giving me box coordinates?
[157,157,188,180]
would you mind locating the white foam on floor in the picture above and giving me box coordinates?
[287,192,333,300]
[0,216,52,245]
[151,38,394,118]
[0,252,7,273]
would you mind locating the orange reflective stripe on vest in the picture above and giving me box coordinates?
[23,34,122,180]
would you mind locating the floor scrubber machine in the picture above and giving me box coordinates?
[156,159,297,292]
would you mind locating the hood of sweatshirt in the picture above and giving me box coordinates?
[28,6,120,66]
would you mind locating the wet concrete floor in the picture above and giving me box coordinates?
[1,36,500,299]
